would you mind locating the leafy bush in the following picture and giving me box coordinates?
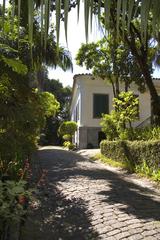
[114,91,139,128]
[135,160,160,181]
[62,134,71,141]
[119,126,160,141]
[58,121,77,148]
[0,180,32,239]
[100,140,160,172]
[0,72,59,180]
[58,121,77,137]
[63,141,76,150]
[101,92,139,141]
[100,111,119,140]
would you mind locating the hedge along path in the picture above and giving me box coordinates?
[22,147,160,240]
[101,140,160,169]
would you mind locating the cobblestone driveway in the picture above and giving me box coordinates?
[23,147,160,240]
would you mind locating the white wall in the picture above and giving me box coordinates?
[73,75,153,128]
[71,75,160,130]
[81,77,114,127]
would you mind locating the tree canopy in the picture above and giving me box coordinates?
[1,1,160,47]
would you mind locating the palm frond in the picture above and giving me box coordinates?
[17,0,21,49]
[141,0,151,41]
[41,0,44,48]
[84,0,90,42]
[2,0,6,35]
[116,0,122,38]
[44,0,50,49]
[55,0,61,45]
[104,0,111,30]
[64,0,69,43]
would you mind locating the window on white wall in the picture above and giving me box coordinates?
[93,94,109,118]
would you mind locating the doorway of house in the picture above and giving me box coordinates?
[98,131,106,146]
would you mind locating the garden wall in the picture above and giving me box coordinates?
[100,140,160,168]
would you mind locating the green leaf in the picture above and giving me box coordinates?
[77,0,80,22]
[2,0,6,35]
[64,0,69,43]
[56,0,61,45]
[104,0,111,30]
[122,0,127,38]
[11,0,15,35]
[90,0,94,31]
[2,56,28,75]
[44,0,50,49]
[116,0,122,38]
[17,0,21,49]
[28,0,34,60]
[0,44,18,53]
[128,0,134,30]
[40,0,44,48]
[141,0,151,41]
[84,0,90,42]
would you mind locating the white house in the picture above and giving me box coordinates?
[70,74,160,149]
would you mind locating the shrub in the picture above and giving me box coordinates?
[0,180,32,239]
[58,121,77,147]
[63,141,76,150]
[100,111,119,140]
[62,134,71,141]
[114,91,139,128]
[100,140,160,171]
[58,121,77,137]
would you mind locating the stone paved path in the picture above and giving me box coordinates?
[23,147,160,240]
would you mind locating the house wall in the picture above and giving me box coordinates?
[71,75,160,149]
[70,80,81,146]
[81,77,114,127]
[80,76,151,128]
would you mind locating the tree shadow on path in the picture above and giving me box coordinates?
[35,148,160,223]
[22,149,100,240]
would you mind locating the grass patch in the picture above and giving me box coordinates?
[93,154,160,183]
[92,153,129,169]
[135,161,160,182]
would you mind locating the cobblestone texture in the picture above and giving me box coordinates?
[23,147,160,240]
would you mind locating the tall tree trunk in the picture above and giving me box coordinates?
[110,9,160,124]
[126,30,160,124]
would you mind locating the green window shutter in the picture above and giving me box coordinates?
[93,94,109,118]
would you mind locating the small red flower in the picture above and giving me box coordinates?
[18,195,26,205]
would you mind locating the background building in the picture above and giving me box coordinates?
[70,74,160,149]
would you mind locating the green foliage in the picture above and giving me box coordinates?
[100,111,119,140]
[63,141,76,150]
[120,126,160,141]
[41,78,72,145]
[42,78,72,120]
[114,91,139,128]
[101,91,139,140]
[58,121,77,139]
[0,180,32,239]
[101,140,160,175]
[76,37,145,96]
[135,160,160,182]
[0,72,59,180]
[38,91,60,118]
[62,134,71,141]
[92,153,128,169]
[1,56,28,75]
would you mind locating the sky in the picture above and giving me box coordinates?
[48,4,160,87]
[0,0,159,86]
[48,5,103,87]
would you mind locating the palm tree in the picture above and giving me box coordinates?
[1,1,159,46]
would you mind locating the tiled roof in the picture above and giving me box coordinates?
[73,73,92,80]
